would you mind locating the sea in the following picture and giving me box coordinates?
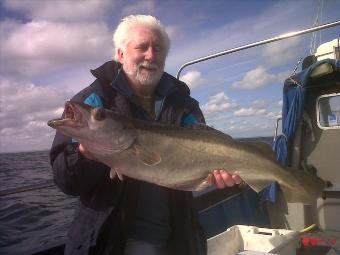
[0,137,274,255]
[0,150,77,255]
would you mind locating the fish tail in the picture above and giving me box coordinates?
[279,168,326,204]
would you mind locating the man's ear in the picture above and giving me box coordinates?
[117,48,124,64]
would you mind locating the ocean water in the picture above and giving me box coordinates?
[0,137,274,254]
[0,150,77,255]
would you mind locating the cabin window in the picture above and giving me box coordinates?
[317,93,340,129]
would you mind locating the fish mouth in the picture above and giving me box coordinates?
[47,101,85,129]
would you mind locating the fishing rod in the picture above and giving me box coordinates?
[1,20,339,198]
[0,179,55,196]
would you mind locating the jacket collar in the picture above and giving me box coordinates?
[111,67,134,99]
[91,60,190,100]
[114,69,191,100]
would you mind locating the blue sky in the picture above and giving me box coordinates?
[0,0,339,153]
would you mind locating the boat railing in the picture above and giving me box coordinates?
[176,20,340,79]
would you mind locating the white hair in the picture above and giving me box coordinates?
[112,15,170,60]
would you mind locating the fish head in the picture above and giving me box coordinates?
[48,101,91,134]
[47,101,136,154]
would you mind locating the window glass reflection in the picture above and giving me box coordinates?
[318,94,340,128]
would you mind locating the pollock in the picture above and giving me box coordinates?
[48,101,326,203]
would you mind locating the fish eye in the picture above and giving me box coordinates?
[93,107,106,121]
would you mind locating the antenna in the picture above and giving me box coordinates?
[310,0,324,55]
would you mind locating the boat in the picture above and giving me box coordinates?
[184,26,340,255]
[204,37,340,255]
[1,21,340,255]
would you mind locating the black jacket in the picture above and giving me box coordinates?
[50,61,207,255]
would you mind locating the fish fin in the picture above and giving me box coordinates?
[132,144,161,166]
[192,123,209,129]
[169,177,212,191]
[109,169,116,179]
[246,142,276,159]
[110,168,124,181]
[242,178,274,193]
[117,172,124,181]
[278,168,326,204]
[192,178,212,191]
[192,124,233,139]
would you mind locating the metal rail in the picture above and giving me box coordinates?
[273,117,282,142]
[1,20,340,198]
[176,20,340,79]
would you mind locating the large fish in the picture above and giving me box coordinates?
[48,101,326,203]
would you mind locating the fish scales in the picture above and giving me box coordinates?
[134,127,295,191]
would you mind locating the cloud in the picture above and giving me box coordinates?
[180,70,205,89]
[204,98,280,137]
[0,78,72,152]
[232,99,282,118]
[121,0,155,16]
[214,117,276,139]
[0,20,112,77]
[252,100,268,109]
[3,0,113,22]
[165,25,182,42]
[227,120,251,132]
[1,0,338,152]
[217,116,275,136]
[266,111,282,119]
[0,78,71,127]
[262,37,302,67]
[0,124,54,153]
[165,1,315,73]
[234,108,267,117]
[201,92,237,116]
[231,66,279,90]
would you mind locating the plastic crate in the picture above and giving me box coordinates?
[207,225,300,255]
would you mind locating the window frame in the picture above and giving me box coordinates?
[316,92,340,130]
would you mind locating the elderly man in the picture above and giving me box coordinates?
[50,15,241,255]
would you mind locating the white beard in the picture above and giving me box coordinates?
[124,60,164,87]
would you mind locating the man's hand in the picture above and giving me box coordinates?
[208,169,242,189]
[78,144,96,160]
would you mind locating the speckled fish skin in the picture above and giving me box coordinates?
[48,101,326,204]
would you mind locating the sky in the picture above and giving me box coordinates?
[0,0,339,153]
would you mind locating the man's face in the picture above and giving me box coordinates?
[118,26,166,91]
